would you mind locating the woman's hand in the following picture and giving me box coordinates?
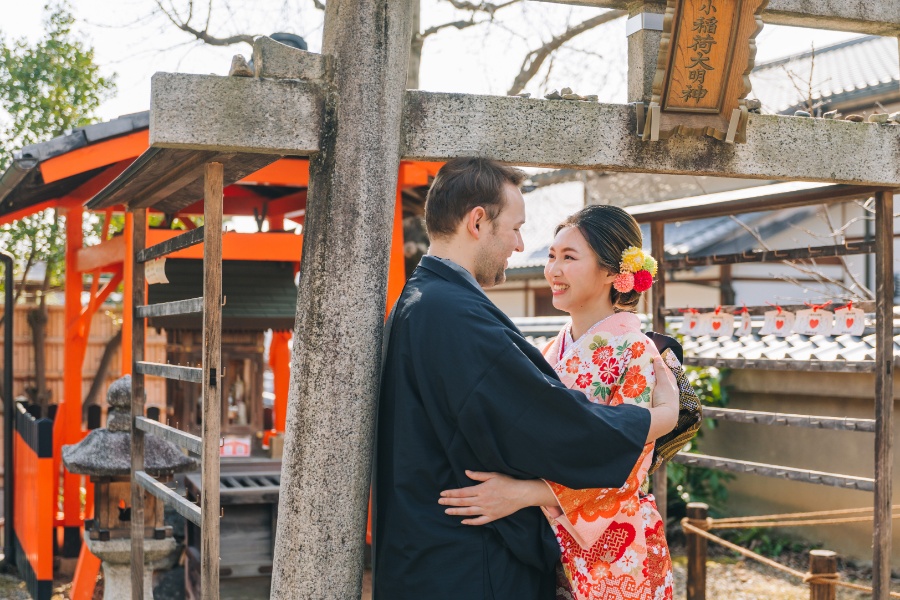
[439,471,557,525]
[646,354,680,442]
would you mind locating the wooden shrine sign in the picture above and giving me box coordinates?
[643,0,767,143]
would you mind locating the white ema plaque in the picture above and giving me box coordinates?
[679,311,706,336]
[759,310,795,337]
[145,257,169,285]
[706,311,735,337]
[735,311,752,337]
[793,308,834,336]
[833,306,866,336]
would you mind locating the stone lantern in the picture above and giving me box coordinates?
[63,375,198,599]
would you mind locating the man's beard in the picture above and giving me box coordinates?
[473,241,507,288]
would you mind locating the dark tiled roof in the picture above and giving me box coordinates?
[0,112,149,218]
[514,316,900,366]
[147,259,297,331]
[750,35,900,114]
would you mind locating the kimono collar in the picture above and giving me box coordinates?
[560,312,643,357]
[418,255,488,298]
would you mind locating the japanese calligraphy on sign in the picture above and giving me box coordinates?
[643,0,767,143]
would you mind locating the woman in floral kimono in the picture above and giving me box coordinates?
[440,205,677,600]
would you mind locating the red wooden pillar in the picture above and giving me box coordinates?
[121,212,134,374]
[270,331,291,433]
[57,206,86,556]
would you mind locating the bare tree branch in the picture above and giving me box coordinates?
[421,19,481,39]
[728,214,872,301]
[442,0,521,15]
[820,204,874,298]
[153,0,256,47]
[506,10,625,96]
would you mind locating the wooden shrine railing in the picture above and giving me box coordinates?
[635,185,896,600]
[129,162,223,600]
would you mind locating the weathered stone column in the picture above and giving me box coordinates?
[271,1,415,598]
[627,1,666,104]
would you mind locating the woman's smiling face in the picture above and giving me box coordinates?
[544,226,617,314]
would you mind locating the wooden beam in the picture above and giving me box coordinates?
[138,227,205,263]
[134,416,202,456]
[659,240,877,270]
[672,452,876,491]
[75,236,125,273]
[703,407,876,432]
[628,184,889,221]
[135,471,200,526]
[39,130,148,184]
[531,0,900,35]
[135,297,203,319]
[239,158,309,187]
[144,230,303,262]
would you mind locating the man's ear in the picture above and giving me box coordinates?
[466,206,487,239]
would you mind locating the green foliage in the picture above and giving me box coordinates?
[0,1,115,294]
[666,365,734,521]
[724,527,812,558]
[0,1,114,166]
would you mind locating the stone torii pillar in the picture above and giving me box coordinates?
[270,1,415,598]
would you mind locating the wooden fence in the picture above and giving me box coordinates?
[0,304,166,409]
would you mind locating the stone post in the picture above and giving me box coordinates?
[271,1,415,598]
[627,1,666,104]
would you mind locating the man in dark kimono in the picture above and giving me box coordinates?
[373,157,678,599]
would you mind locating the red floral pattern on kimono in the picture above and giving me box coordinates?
[541,312,675,600]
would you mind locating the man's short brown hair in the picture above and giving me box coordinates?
[424,157,526,239]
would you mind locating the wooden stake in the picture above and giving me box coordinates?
[650,220,667,524]
[201,162,223,600]
[873,189,894,600]
[130,208,147,600]
[686,502,708,600]
[808,549,837,600]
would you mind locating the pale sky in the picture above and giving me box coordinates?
[3,0,863,123]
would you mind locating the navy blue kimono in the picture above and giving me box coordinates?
[372,256,651,600]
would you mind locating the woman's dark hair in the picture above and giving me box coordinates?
[425,157,526,239]
[555,205,645,312]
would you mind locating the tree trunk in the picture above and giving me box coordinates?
[27,302,49,416]
[407,0,422,89]
[82,329,122,422]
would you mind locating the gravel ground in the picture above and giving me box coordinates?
[0,554,893,599]
[671,555,877,600]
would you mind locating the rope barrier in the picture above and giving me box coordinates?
[681,518,900,598]
[708,513,900,530]
[713,505,900,525]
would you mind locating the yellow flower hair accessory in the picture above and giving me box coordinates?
[615,246,656,294]
[620,246,646,273]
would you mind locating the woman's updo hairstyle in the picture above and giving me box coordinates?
[555,204,645,312]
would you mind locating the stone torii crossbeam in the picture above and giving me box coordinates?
[140,1,900,598]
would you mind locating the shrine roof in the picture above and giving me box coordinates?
[750,35,900,115]
[0,111,149,220]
